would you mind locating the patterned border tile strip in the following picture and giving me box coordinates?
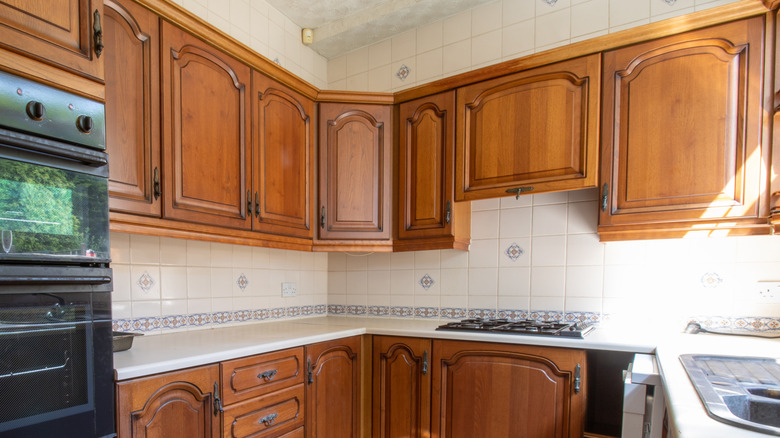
[325,305,603,325]
[689,316,780,333]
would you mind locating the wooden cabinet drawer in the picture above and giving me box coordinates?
[222,384,305,438]
[221,347,304,405]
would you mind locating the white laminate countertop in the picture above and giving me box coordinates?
[113,316,780,437]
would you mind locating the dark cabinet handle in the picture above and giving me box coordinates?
[574,364,581,394]
[255,192,260,218]
[259,412,278,426]
[76,115,94,133]
[247,190,252,216]
[93,9,103,58]
[445,201,452,225]
[320,206,325,229]
[422,350,428,375]
[26,101,46,120]
[601,183,609,212]
[153,168,161,200]
[213,382,224,415]
[307,358,313,384]
[258,369,277,381]
[506,187,533,200]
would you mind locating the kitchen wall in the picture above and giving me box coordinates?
[165,0,329,88]
[327,0,739,92]
[327,189,780,331]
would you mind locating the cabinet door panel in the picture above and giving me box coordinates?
[599,17,768,239]
[319,103,392,240]
[305,337,361,438]
[0,0,103,79]
[456,54,599,201]
[253,71,314,238]
[161,21,251,229]
[372,336,431,438]
[105,0,160,217]
[221,347,304,405]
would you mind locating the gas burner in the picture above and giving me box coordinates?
[436,318,594,338]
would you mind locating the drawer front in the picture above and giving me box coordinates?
[222,347,304,404]
[223,384,305,438]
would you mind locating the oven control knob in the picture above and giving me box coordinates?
[26,101,46,121]
[76,115,94,133]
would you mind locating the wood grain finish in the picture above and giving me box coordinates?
[372,336,431,438]
[115,364,220,438]
[455,54,600,201]
[0,0,103,80]
[305,336,361,438]
[222,384,305,438]
[221,347,304,405]
[599,17,770,240]
[396,91,470,251]
[432,340,586,438]
[105,0,161,217]
[318,103,392,241]
[252,70,314,238]
[161,20,252,229]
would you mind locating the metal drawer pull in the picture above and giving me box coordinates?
[506,187,533,199]
[257,369,278,381]
[574,364,581,394]
[259,413,278,426]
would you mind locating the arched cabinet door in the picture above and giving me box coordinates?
[161,20,252,229]
[305,337,362,438]
[599,17,769,240]
[318,103,392,242]
[116,364,221,438]
[104,0,161,217]
[252,70,314,238]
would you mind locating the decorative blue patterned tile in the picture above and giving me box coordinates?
[564,312,601,324]
[541,0,558,5]
[414,307,438,318]
[529,311,563,322]
[497,309,529,321]
[396,64,410,81]
[700,272,723,289]
[137,272,155,293]
[663,0,677,5]
[236,273,249,291]
[419,274,435,290]
[504,243,524,261]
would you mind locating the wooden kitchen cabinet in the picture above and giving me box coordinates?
[455,54,600,202]
[305,336,362,438]
[161,20,252,229]
[252,70,315,239]
[372,336,431,438]
[599,16,771,241]
[0,0,104,80]
[317,102,393,248]
[104,0,161,217]
[396,91,470,252]
[115,364,221,438]
[431,340,586,438]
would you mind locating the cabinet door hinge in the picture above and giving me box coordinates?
[601,183,609,212]
[213,382,224,415]
[320,206,326,229]
[93,10,104,58]
[574,364,581,394]
[422,350,428,375]
[445,201,452,225]
[153,168,161,200]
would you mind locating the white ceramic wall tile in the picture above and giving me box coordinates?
[442,40,472,75]
[535,8,570,47]
[346,271,368,295]
[499,238,531,267]
[210,268,232,297]
[110,232,130,263]
[112,301,131,319]
[502,20,535,58]
[533,191,569,205]
[417,21,443,54]
[532,204,568,236]
[443,10,472,45]
[499,295,529,309]
[415,250,441,269]
[498,267,531,295]
[567,201,598,234]
[472,198,501,211]
[650,6,695,22]
[131,266,160,301]
[468,267,498,295]
[346,253,369,271]
[469,239,499,268]
[368,65,392,92]
[471,30,502,66]
[472,2,502,36]
[565,265,604,297]
[531,235,566,266]
[441,249,470,269]
[132,300,161,319]
[346,73,369,91]
[530,296,564,312]
[503,0,536,26]
[472,210,500,239]
[369,39,392,69]
[391,252,416,270]
[415,270,441,295]
[130,234,160,265]
[186,240,211,267]
[160,267,188,300]
[112,264,132,302]
[571,0,608,38]
[650,0,695,17]
[416,48,443,82]
[530,266,565,296]
[391,57,417,89]
[566,233,603,266]
[392,30,417,62]
[186,267,211,298]
[368,271,392,295]
[368,252,392,270]
[390,269,415,295]
[347,47,369,76]
[328,55,347,82]
[440,269,469,295]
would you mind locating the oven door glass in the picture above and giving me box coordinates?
[0,292,94,432]
[0,156,109,263]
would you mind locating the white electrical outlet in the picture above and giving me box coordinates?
[756,281,780,302]
[282,282,297,297]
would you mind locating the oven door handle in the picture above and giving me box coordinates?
[0,275,111,285]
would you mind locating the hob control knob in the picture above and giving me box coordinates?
[76,115,94,133]
[26,101,46,120]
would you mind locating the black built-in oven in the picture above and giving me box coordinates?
[0,70,114,437]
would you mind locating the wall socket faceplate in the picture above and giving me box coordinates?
[756,281,780,302]
[282,282,297,297]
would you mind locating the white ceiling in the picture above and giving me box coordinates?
[265,0,495,59]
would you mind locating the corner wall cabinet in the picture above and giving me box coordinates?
[432,340,587,438]
[454,54,601,202]
[396,91,470,251]
[599,16,771,240]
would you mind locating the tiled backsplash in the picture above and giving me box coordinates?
[110,234,328,334]
[328,0,738,92]
[327,188,780,331]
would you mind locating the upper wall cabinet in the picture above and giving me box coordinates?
[161,20,252,230]
[455,54,600,201]
[772,9,780,234]
[317,102,393,248]
[396,91,470,251]
[0,0,104,80]
[252,70,315,239]
[105,0,161,217]
[599,17,771,241]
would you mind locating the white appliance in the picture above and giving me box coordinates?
[622,354,665,438]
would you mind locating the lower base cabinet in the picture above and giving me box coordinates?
[115,364,221,438]
[432,340,587,438]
